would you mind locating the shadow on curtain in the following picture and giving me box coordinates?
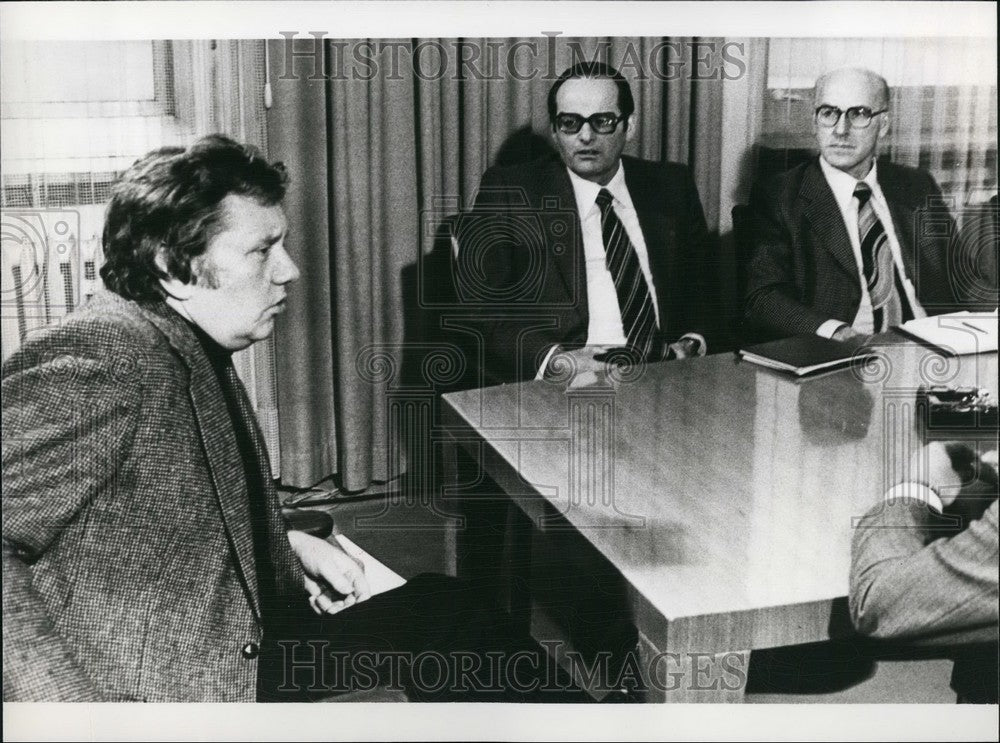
[266,36,751,492]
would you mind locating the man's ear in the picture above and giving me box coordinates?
[624,113,638,143]
[154,249,195,300]
[877,111,891,139]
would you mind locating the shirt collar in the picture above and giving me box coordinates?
[565,160,634,216]
[819,155,882,211]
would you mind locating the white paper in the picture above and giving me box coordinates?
[899,309,999,355]
[334,533,407,596]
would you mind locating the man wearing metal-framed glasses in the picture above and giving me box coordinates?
[743,66,972,344]
[459,61,714,386]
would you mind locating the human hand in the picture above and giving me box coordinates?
[666,337,701,360]
[287,530,371,615]
[832,324,864,342]
[544,345,627,380]
[906,441,997,508]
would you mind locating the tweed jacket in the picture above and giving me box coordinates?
[743,158,970,343]
[2,292,304,702]
[850,497,999,701]
[459,155,714,385]
[851,498,998,645]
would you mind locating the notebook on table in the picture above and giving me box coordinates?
[738,334,868,377]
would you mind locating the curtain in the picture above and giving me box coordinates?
[267,36,738,492]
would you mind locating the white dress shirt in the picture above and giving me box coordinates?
[535,161,704,377]
[816,157,927,338]
[567,163,661,345]
[883,482,945,514]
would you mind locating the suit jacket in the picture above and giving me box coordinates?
[458,155,713,385]
[743,157,970,343]
[1,292,304,702]
[850,497,999,701]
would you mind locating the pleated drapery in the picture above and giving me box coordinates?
[267,37,737,491]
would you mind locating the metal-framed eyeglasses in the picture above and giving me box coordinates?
[814,105,888,129]
[554,112,628,135]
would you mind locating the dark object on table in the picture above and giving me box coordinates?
[283,508,334,539]
[917,385,999,438]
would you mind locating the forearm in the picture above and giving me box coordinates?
[850,498,999,645]
[744,284,830,338]
[462,169,541,384]
[479,313,572,384]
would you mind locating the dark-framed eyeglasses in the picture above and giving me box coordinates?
[554,112,628,135]
[814,105,888,129]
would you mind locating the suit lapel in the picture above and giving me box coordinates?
[542,162,587,328]
[137,299,263,621]
[877,164,918,279]
[801,159,859,280]
[624,158,672,327]
[227,365,302,595]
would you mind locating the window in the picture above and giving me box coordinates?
[0,39,197,322]
[1,41,198,357]
[1,41,193,208]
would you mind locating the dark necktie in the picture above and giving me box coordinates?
[854,182,912,331]
[595,188,660,360]
[221,360,275,493]
[219,357,284,619]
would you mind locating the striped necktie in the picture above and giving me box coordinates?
[595,188,660,360]
[854,182,912,331]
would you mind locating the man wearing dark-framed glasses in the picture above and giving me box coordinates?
[743,66,975,344]
[460,61,714,386]
[455,63,716,692]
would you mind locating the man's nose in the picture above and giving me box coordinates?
[833,112,850,136]
[577,122,596,142]
[273,247,301,284]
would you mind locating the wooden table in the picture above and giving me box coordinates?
[439,338,998,702]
